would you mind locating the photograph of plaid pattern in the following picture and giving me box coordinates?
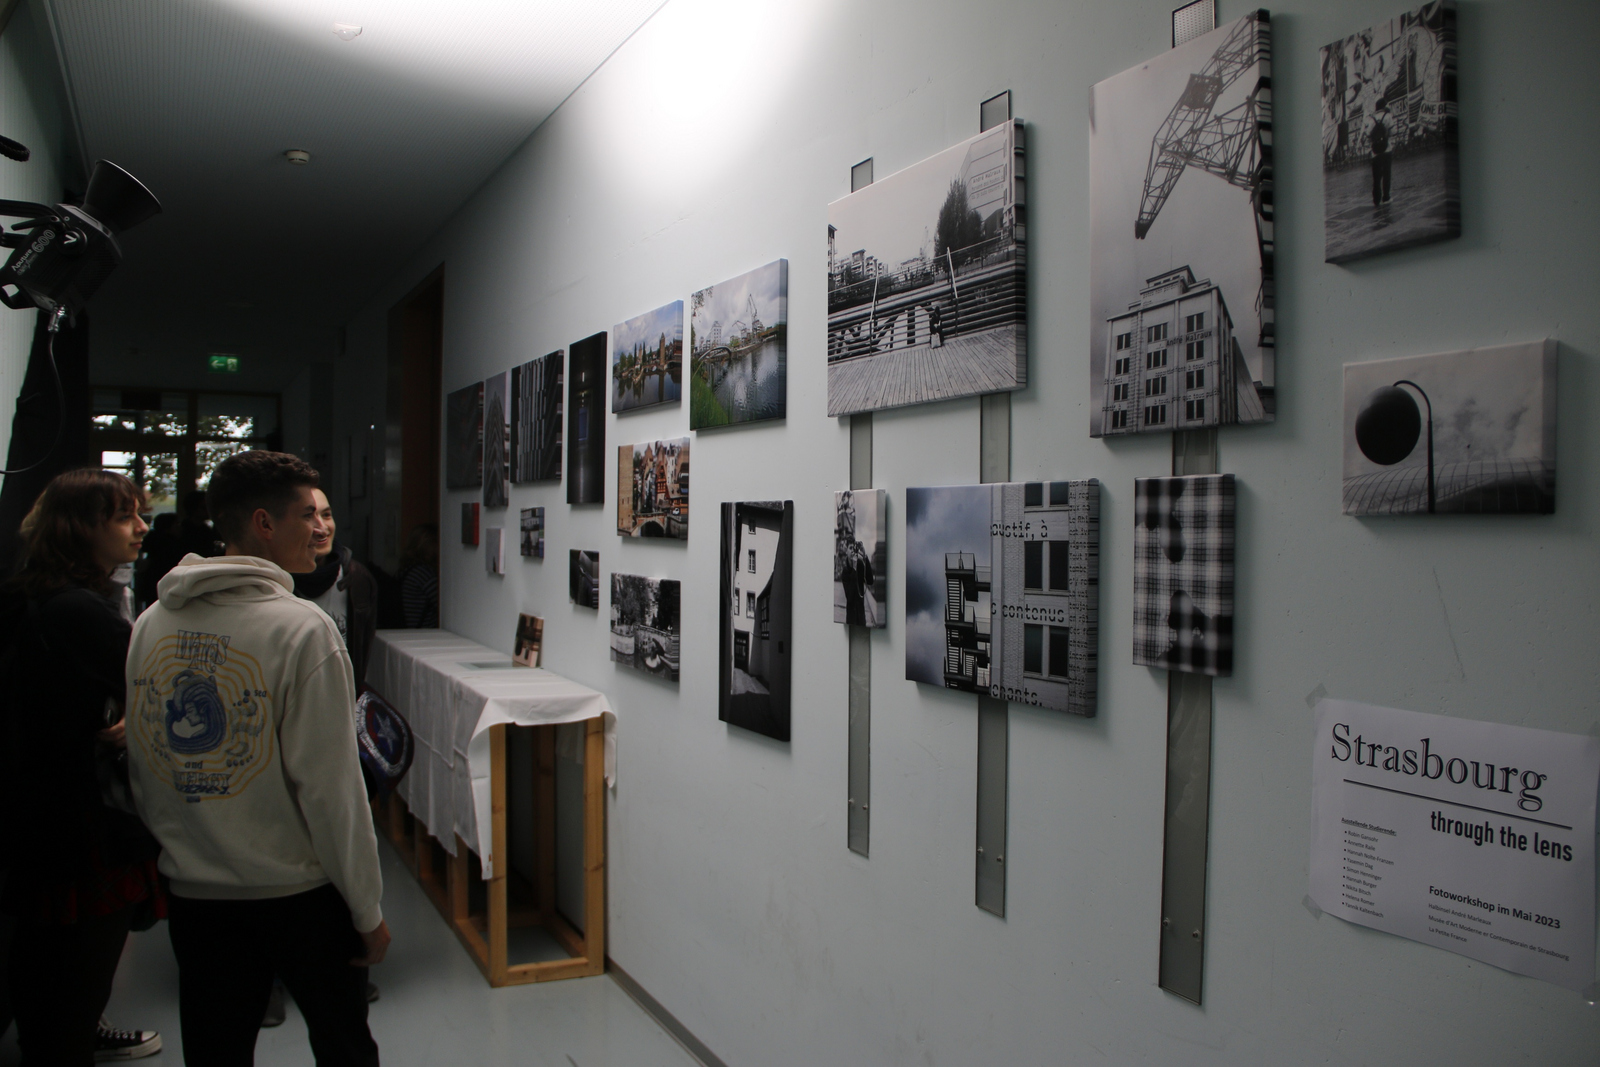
[1133,474,1235,676]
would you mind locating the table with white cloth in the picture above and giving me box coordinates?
[366,629,615,986]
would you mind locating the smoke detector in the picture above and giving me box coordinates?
[284,149,311,165]
[333,23,361,41]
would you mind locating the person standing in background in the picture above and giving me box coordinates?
[397,524,439,629]
[1368,97,1393,207]
[294,489,377,691]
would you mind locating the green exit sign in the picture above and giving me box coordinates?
[208,353,240,373]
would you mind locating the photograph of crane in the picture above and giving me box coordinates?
[1089,11,1274,438]
[690,259,787,429]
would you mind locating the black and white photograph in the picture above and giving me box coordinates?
[719,501,794,741]
[569,549,600,609]
[520,506,544,558]
[690,259,788,429]
[612,301,682,413]
[1133,474,1234,677]
[461,501,479,546]
[484,526,504,575]
[905,481,1100,716]
[1343,340,1556,516]
[833,488,886,628]
[1321,2,1458,264]
[1090,12,1275,438]
[567,332,608,504]
[445,382,482,488]
[483,370,510,508]
[512,349,563,483]
[617,438,688,540]
[826,122,1026,416]
[513,613,543,668]
[610,573,681,683]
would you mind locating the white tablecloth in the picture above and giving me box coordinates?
[368,629,615,878]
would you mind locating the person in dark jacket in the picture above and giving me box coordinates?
[293,489,377,691]
[397,524,438,630]
[0,468,164,1064]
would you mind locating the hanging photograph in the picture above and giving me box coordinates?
[445,382,483,488]
[691,259,788,429]
[482,370,510,508]
[1343,340,1556,516]
[512,350,563,483]
[612,301,682,413]
[1133,474,1234,677]
[905,481,1100,715]
[826,122,1026,417]
[519,506,545,558]
[513,614,543,667]
[833,488,887,628]
[484,527,504,575]
[719,501,794,741]
[616,438,689,540]
[569,549,600,609]
[567,332,607,505]
[1089,12,1275,438]
[610,574,681,683]
[1320,3,1458,264]
[461,502,480,547]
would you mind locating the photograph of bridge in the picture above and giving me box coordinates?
[720,500,793,741]
[445,381,482,488]
[567,332,607,504]
[611,574,680,683]
[690,259,788,429]
[826,122,1026,416]
[483,370,509,507]
[1089,12,1275,438]
[512,349,562,483]
[617,437,689,539]
[612,300,682,413]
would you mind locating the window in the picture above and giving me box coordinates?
[1113,356,1132,375]
[1024,483,1043,507]
[1115,331,1133,350]
[92,388,278,514]
[1049,540,1071,591]
[1186,340,1205,362]
[1186,312,1206,333]
[1049,482,1073,506]
[746,591,755,618]
[747,521,757,535]
[1048,626,1072,677]
[1185,368,1205,390]
[1146,349,1168,369]
[1186,398,1206,421]
[1146,322,1168,344]
[1110,410,1129,430]
[1024,541,1043,589]
[748,549,756,573]
[1112,382,1129,402]
[1144,377,1167,397]
[1144,404,1168,426]
[1023,624,1043,674]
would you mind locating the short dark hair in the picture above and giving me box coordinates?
[206,451,320,545]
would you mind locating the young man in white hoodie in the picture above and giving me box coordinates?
[125,451,389,1065]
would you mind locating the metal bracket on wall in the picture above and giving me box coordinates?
[975,390,1011,916]
[846,155,874,857]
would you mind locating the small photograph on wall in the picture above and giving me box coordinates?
[1343,340,1556,516]
[512,350,563,483]
[690,259,788,429]
[833,488,886,628]
[567,332,608,505]
[483,371,510,508]
[569,549,600,609]
[445,382,483,488]
[1133,474,1234,677]
[484,527,504,575]
[826,122,1026,417]
[906,481,1100,715]
[610,574,681,682]
[513,614,543,667]
[1320,3,1458,264]
[719,501,794,741]
[1089,12,1275,438]
[617,438,689,539]
[461,502,480,546]
[612,301,683,413]
[519,507,544,558]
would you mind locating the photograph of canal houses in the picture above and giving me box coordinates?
[569,549,600,608]
[719,501,794,741]
[610,574,681,683]
[617,438,688,539]
[690,259,787,429]
[512,349,563,483]
[520,506,544,558]
[826,122,1026,417]
[1133,474,1234,676]
[1343,340,1556,516]
[834,489,886,627]
[445,382,482,488]
[905,480,1100,716]
[612,300,682,413]
[1321,3,1458,263]
[483,370,510,507]
[1089,12,1275,438]
[567,332,607,504]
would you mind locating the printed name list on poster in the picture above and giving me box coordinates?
[1309,699,1599,991]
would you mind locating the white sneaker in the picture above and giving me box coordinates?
[94,1016,161,1061]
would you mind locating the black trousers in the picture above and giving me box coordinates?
[7,907,131,1066]
[168,885,378,1067]
[1370,153,1392,205]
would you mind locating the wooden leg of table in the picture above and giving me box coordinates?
[581,717,606,975]
[536,725,556,925]
[414,815,431,884]
[388,792,406,844]
[487,724,509,985]
[449,834,469,926]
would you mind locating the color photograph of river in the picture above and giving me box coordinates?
[691,259,787,429]
[612,300,682,413]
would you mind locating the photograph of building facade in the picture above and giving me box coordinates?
[906,480,1100,716]
[569,549,600,608]
[445,382,482,488]
[1321,2,1458,263]
[690,259,788,429]
[610,574,681,682]
[834,489,887,627]
[1090,12,1275,437]
[567,332,607,504]
[826,121,1026,416]
[616,438,688,539]
[520,506,544,558]
[512,349,563,483]
[482,370,510,507]
[612,300,682,413]
[1133,474,1235,676]
[719,501,794,741]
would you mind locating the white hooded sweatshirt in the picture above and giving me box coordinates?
[126,554,383,931]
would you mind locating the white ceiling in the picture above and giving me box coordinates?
[41,0,667,384]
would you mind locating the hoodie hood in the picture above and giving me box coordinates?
[156,553,295,609]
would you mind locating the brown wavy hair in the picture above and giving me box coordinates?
[14,467,145,598]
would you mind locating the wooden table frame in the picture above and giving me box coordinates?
[378,717,606,986]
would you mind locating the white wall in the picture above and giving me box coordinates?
[336,1,1600,1062]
